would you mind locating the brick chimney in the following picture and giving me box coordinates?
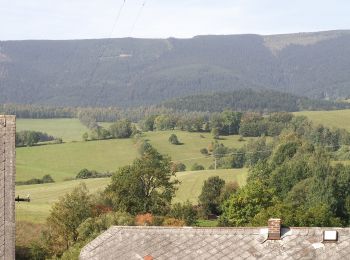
[268,218,281,240]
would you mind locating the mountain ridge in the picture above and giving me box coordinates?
[1,30,350,107]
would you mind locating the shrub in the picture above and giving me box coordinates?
[76,169,112,179]
[82,132,89,141]
[169,201,198,226]
[16,175,55,185]
[172,162,186,172]
[137,140,153,155]
[109,119,132,138]
[191,163,205,171]
[53,138,63,144]
[238,136,245,142]
[168,134,180,145]
[200,148,209,155]
[16,130,55,147]
[163,218,185,227]
[42,174,55,183]
[135,213,154,226]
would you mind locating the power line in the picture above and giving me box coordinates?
[91,0,149,107]
[130,0,147,36]
[86,0,127,107]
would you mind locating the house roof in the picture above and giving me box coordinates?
[80,226,350,260]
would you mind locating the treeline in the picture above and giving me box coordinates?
[162,90,350,112]
[201,114,350,171]
[16,175,55,186]
[0,103,179,122]
[16,131,61,147]
[2,90,350,121]
[75,169,112,179]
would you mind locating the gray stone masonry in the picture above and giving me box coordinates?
[0,115,15,260]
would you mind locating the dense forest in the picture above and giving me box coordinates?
[162,89,350,112]
[1,90,349,122]
[1,30,350,107]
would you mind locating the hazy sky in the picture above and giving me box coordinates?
[0,0,349,40]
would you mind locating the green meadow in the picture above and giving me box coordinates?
[16,128,253,182]
[16,109,350,224]
[16,178,111,223]
[174,168,248,203]
[294,109,350,131]
[16,138,139,182]
[16,168,247,223]
[17,118,89,142]
[15,118,252,223]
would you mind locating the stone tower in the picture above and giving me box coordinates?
[0,115,15,259]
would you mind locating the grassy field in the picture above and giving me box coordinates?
[17,118,89,142]
[143,131,252,169]
[174,168,248,203]
[295,109,350,131]
[16,130,253,182]
[16,178,110,223]
[16,168,247,223]
[16,139,139,182]
[15,119,250,223]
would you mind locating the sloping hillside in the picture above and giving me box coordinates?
[1,30,350,107]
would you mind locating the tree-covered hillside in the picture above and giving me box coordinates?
[162,90,350,112]
[1,30,350,107]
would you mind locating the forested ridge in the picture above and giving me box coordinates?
[1,30,350,107]
[2,90,349,120]
[162,89,350,112]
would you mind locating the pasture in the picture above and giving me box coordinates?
[295,109,350,132]
[17,118,88,142]
[16,168,248,223]
[15,119,251,223]
[16,129,253,182]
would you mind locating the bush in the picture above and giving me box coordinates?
[30,242,48,260]
[76,169,112,179]
[135,213,154,226]
[53,138,63,144]
[16,175,55,185]
[42,174,55,183]
[200,148,209,155]
[238,136,245,142]
[172,162,186,172]
[191,163,205,171]
[163,218,185,227]
[137,140,153,155]
[16,130,55,147]
[109,119,132,139]
[168,134,180,145]
[169,201,198,226]
[82,132,89,141]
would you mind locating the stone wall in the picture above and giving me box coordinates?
[0,115,15,260]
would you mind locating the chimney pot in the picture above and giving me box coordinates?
[268,218,281,240]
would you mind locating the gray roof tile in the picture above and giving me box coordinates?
[80,226,350,260]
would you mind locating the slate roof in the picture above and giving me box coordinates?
[80,226,350,260]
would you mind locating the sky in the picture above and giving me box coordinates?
[0,0,349,40]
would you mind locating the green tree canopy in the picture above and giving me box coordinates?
[199,176,225,216]
[103,147,179,215]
